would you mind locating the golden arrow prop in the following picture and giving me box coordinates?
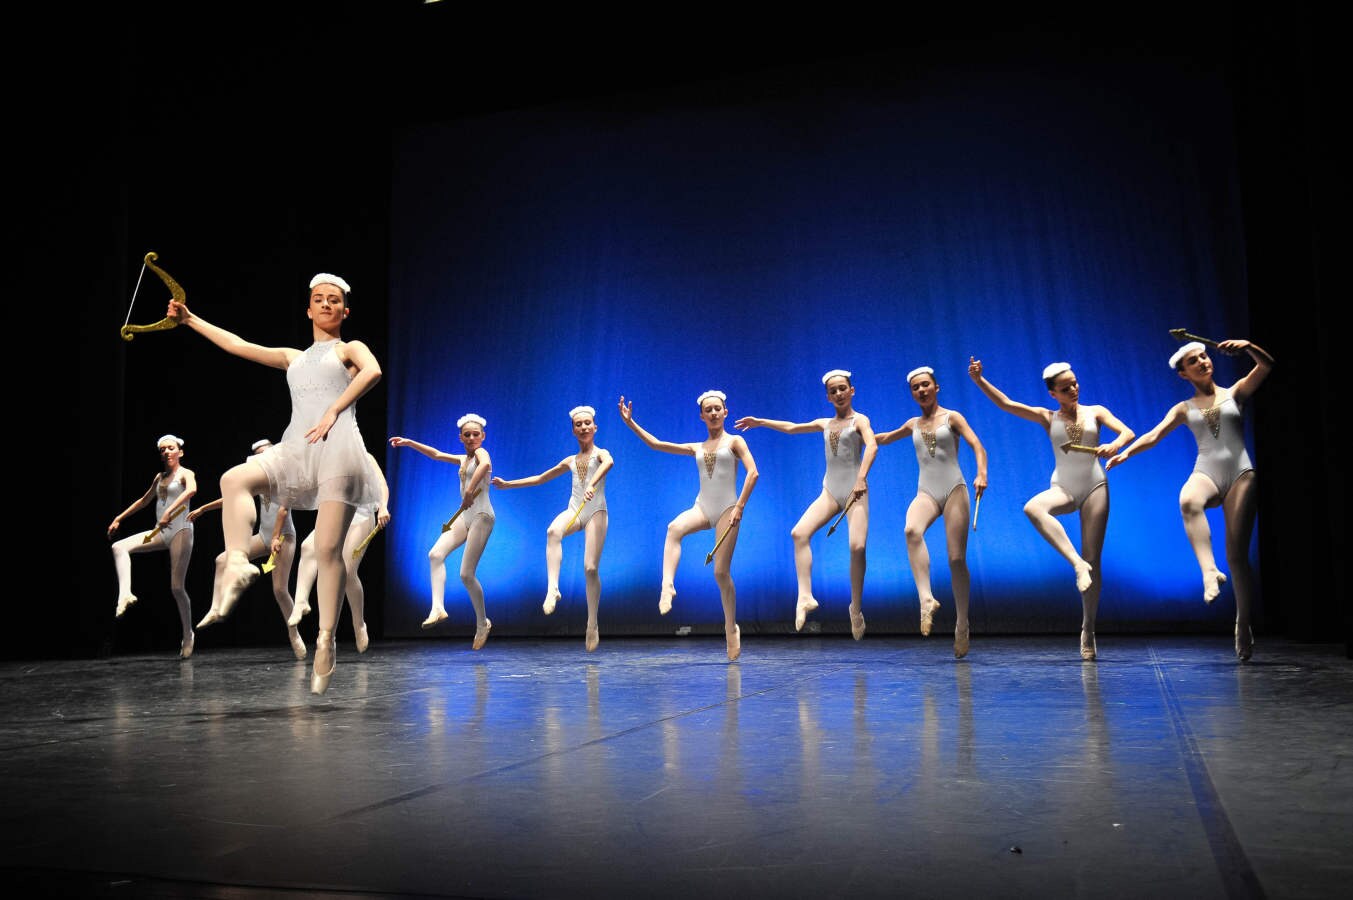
[142,505,186,543]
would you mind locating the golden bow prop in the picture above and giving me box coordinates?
[120,252,185,341]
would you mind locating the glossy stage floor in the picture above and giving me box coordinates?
[2,635,1350,899]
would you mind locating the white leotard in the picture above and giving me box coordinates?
[254,339,378,510]
[913,413,966,507]
[155,471,193,542]
[822,415,863,508]
[1049,414,1106,509]
[694,434,737,526]
[1185,393,1253,500]
[566,449,608,527]
[257,495,296,540]
[460,456,494,520]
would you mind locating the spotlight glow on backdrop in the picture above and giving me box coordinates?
[386,58,1253,637]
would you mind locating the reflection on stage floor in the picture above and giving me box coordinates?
[2,636,1349,898]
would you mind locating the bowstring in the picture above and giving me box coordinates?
[123,257,149,330]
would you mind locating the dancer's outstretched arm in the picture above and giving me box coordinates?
[493,458,570,489]
[618,396,695,456]
[107,477,158,537]
[734,415,824,434]
[1106,403,1187,469]
[874,418,915,446]
[168,300,297,370]
[389,437,465,464]
[187,498,223,522]
[967,357,1052,426]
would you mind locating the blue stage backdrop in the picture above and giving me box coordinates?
[386,57,1253,637]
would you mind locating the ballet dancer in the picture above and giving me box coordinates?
[167,273,382,693]
[390,416,494,649]
[1107,339,1272,660]
[107,434,198,658]
[968,358,1134,660]
[190,438,306,660]
[290,451,391,653]
[492,405,612,652]
[875,366,988,657]
[619,390,758,661]
[735,369,876,638]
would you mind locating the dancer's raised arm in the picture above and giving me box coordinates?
[1221,339,1274,402]
[968,357,1052,425]
[618,396,694,455]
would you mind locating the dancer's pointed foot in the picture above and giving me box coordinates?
[726,625,741,662]
[311,629,336,694]
[1080,629,1097,661]
[1074,560,1094,594]
[849,605,866,641]
[179,632,195,660]
[472,618,492,651]
[355,622,369,653]
[658,584,676,616]
[289,627,307,660]
[794,594,819,632]
[543,588,561,615]
[1235,623,1253,661]
[585,625,599,653]
[287,598,311,628]
[954,624,970,659]
[218,551,260,619]
[1204,570,1228,605]
[196,608,222,630]
[421,607,448,629]
[115,594,137,618]
[919,598,940,636]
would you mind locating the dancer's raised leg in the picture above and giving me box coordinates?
[659,508,708,614]
[1179,472,1227,604]
[789,492,836,630]
[904,494,944,635]
[542,508,572,614]
[1023,487,1093,593]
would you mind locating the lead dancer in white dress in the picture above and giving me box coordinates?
[168,273,381,693]
[492,405,613,652]
[107,434,198,658]
[735,369,876,639]
[619,390,758,662]
[969,358,1133,660]
[290,451,389,652]
[1107,339,1272,660]
[391,416,495,649]
[876,366,988,657]
[190,438,306,660]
